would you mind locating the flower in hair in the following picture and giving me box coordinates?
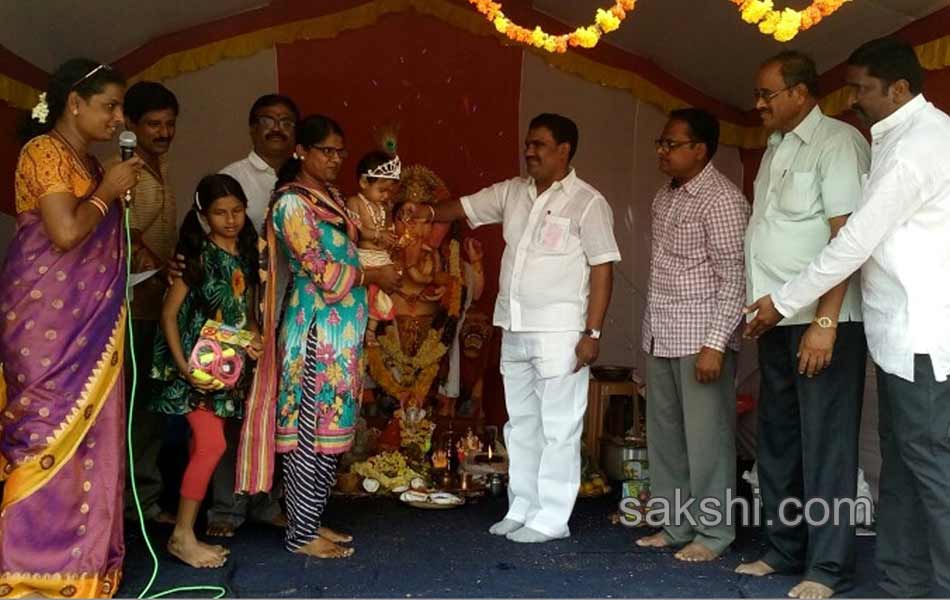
[31,93,49,124]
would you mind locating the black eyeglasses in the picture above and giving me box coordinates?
[256,115,297,130]
[311,146,349,159]
[752,86,793,103]
[654,138,697,153]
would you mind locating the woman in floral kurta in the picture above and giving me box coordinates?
[244,115,399,559]
[272,187,367,451]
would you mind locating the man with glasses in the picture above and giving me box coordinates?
[208,94,300,538]
[221,94,300,230]
[735,51,870,599]
[635,109,749,561]
[745,37,950,599]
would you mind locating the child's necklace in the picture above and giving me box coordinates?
[359,193,389,232]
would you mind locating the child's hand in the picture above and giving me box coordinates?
[185,369,221,392]
[247,335,264,360]
[377,230,398,249]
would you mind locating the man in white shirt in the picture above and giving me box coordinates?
[746,38,950,598]
[221,94,299,231]
[207,94,299,538]
[737,51,871,600]
[428,113,621,542]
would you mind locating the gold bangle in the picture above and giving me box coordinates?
[359,269,366,287]
[89,196,108,217]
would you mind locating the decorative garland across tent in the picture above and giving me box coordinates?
[468,0,636,53]
[466,0,850,51]
[2,0,950,146]
[731,0,852,42]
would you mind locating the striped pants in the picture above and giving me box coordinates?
[283,356,339,552]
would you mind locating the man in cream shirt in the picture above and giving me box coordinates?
[428,113,620,543]
[737,51,870,599]
[747,38,950,599]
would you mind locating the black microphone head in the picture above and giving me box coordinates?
[119,130,137,160]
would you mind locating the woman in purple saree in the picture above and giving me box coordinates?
[0,59,142,598]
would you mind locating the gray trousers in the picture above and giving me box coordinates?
[756,322,866,593]
[124,319,165,521]
[645,350,737,553]
[876,355,950,598]
[207,418,282,527]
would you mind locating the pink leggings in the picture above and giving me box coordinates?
[180,409,227,502]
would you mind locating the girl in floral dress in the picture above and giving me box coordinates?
[150,174,262,568]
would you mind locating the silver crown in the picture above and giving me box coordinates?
[366,155,401,180]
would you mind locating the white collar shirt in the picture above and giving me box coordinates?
[774,95,950,382]
[220,150,276,232]
[461,169,621,332]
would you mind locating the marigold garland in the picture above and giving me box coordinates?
[731,0,852,42]
[468,0,636,53]
[366,328,448,403]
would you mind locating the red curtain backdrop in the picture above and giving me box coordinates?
[277,11,522,426]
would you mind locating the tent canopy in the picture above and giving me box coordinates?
[1,0,944,109]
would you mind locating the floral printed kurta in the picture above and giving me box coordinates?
[150,240,253,418]
[272,186,367,454]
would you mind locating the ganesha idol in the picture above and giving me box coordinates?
[365,165,486,426]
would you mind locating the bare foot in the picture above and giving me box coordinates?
[269,512,288,529]
[152,511,176,525]
[318,526,353,543]
[167,536,227,568]
[635,532,673,548]
[198,540,230,557]
[205,521,236,538]
[788,580,834,599]
[674,541,721,562]
[293,537,355,559]
[736,560,776,576]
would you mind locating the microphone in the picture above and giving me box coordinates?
[118,131,137,206]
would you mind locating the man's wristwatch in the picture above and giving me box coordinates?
[813,316,837,329]
[583,328,602,340]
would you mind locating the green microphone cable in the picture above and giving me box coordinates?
[124,202,227,599]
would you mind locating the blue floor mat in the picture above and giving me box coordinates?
[118,494,880,598]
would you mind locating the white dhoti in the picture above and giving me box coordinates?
[500,329,588,538]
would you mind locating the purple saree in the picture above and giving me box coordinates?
[0,135,127,598]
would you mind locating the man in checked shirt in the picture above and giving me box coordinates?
[635,108,749,561]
